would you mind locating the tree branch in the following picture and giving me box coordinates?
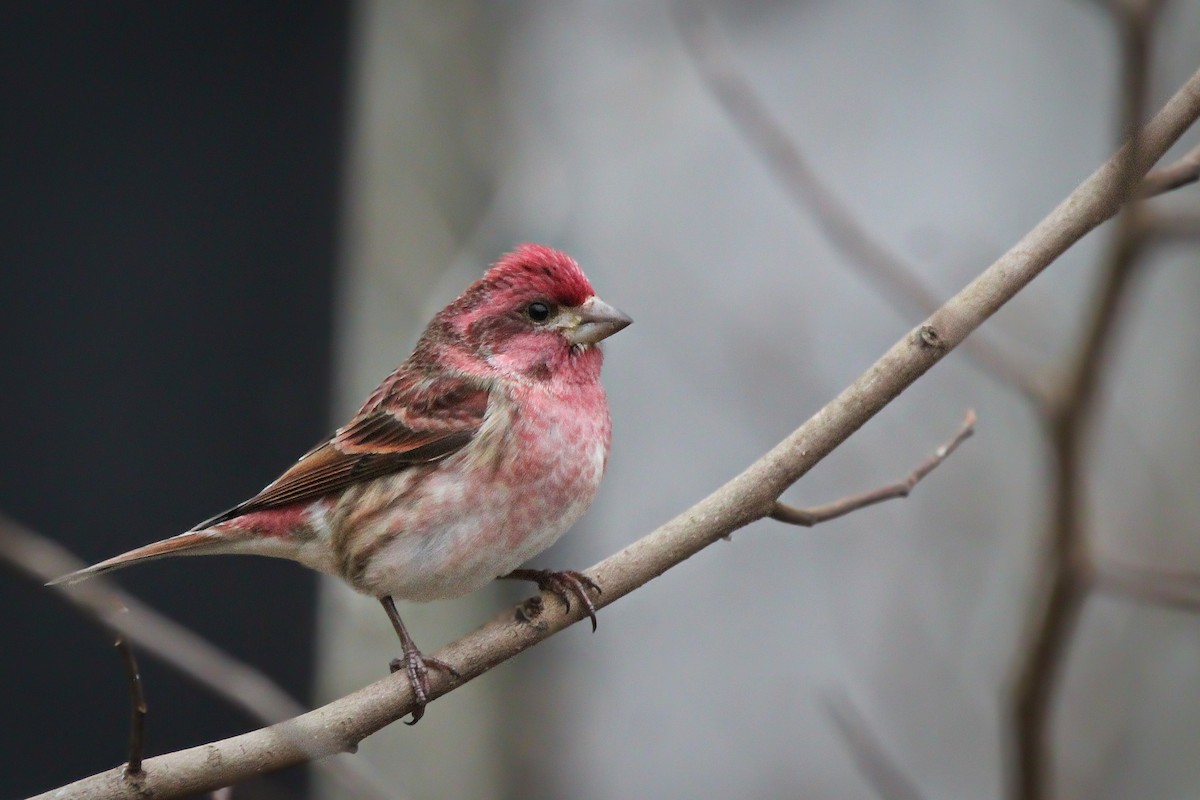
[0,515,397,800]
[770,410,975,527]
[0,515,307,723]
[1137,140,1200,197]
[28,58,1200,800]
[1009,3,1164,799]
[672,3,1048,406]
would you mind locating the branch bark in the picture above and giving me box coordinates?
[28,59,1200,800]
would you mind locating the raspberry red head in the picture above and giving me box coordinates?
[430,244,631,381]
[485,243,595,308]
[445,243,595,325]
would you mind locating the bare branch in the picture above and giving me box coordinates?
[1009,3,1165,799]
[771,410,975,527]
[0,515,399,800]
[672,3,1048,406]
[824,694,927,800]
[27,59,1200,800]
[0,515,306,722]
[115,638,147,777]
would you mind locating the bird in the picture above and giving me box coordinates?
[50,243,631,723]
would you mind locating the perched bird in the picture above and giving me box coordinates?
[50,243,631,722]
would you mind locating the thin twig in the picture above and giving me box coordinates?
[672,3,1048,406]
[0,515,399,800]
[27,59,1200,800]
[1137,140,1200,197]
[114,638,147,777]
[771,410,975,527]
[823,694,927,800]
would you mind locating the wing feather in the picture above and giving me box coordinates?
[192,374,488,529]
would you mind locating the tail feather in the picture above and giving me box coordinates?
[46,531,231,586]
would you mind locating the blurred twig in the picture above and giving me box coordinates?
[26,58,1200,800]
[0,514,305,721]
[1145,207,1200,239]
[771,410,975,527]
[0,514,398,800]
[1009,2,1166,799]
[672,3,1048,406]
[824,694,927,800]
[1092,557,1200,613]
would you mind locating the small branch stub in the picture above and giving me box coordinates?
[917,325,944,350]
[115,637,147,777]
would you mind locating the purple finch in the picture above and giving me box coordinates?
[51,243,631,722]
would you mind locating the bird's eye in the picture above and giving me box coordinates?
[525,301,552,322]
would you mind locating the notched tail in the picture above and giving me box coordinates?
[46,531,230,587]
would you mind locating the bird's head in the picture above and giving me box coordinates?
[434,244,632,381]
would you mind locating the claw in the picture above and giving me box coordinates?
[389,651,460,725]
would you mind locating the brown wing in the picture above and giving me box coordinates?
[192,374,489,529]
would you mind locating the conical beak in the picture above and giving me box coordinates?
[566,296,633,345]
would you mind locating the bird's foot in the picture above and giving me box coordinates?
[503,568,602,632]
[389,650,461,725]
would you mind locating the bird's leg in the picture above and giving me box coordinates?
[379,596,460,725]
[499,568,602,632]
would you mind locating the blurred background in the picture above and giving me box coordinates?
[3,1,1200,799]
